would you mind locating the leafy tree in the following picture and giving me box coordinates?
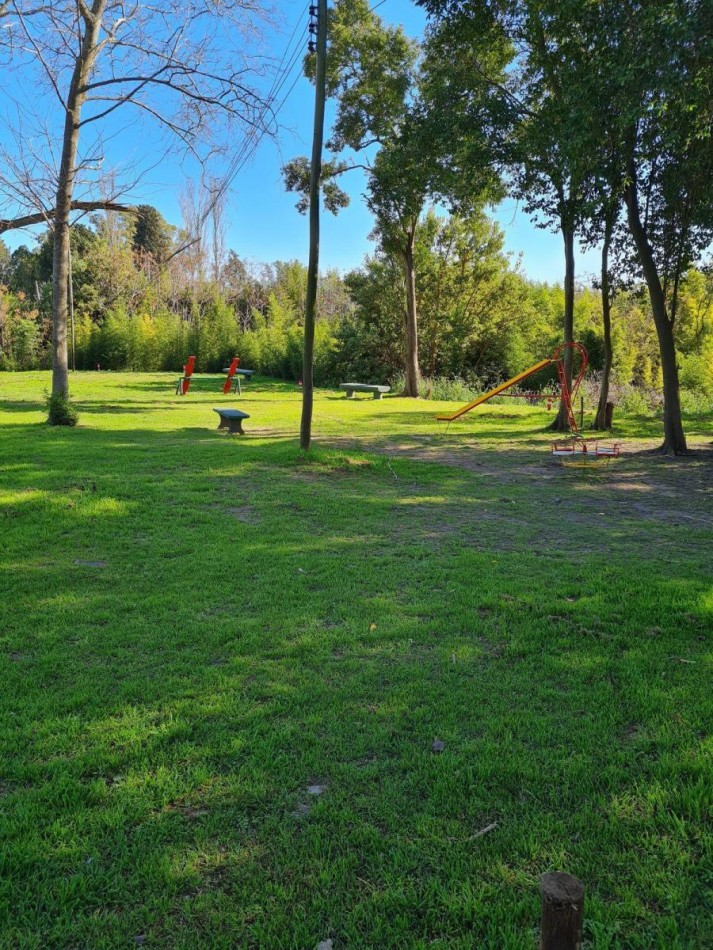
[0,239,10,284]
[421,0,713,451]
[539,0,712,446]
[285,0,427,394]
[132,206,173,265]
[287,0,505,395]
[420,0,603,430]
[614,0,713,452]
[7,246,40,298]
[341,207,555,386]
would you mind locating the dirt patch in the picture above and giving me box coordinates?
[476,638,505,658]
[225,505,259,524]
[321,435,713,555]
[606,480,655,492]
[292,780,329,820]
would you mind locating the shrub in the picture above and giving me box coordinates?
[679,388,713,417]
[614,384,662,414]
[46,392,79,427]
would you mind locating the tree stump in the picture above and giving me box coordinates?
[539,872,584,950]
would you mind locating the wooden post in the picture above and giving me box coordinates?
[539,872,584,950]
[300,0,327,451]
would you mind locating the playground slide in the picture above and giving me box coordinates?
[436,358,553,422]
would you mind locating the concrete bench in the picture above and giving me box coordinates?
[214,408,250,434]
[340,383,391,400]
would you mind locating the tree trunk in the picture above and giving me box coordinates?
[549,223,575,431]
[51,0,107,400]
[593,228,613,430]
[402,230,420,397]
[52,203,71,397]
[624,166,687,455]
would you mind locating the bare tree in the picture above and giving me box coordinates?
[177,178,211,293]
[0,0,271,406]
[207,177,227,286]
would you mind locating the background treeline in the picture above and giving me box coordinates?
[1,205,711,402]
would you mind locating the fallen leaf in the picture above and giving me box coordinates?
[369,623,377,631]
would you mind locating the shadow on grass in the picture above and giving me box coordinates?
[0,429,710,946]
[1,417,712,944]
[117,375,293,395]
[0,398,47,413]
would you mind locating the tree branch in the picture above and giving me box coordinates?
[0,199,135,234]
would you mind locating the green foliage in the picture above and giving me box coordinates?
[46,391,79,426]
[391,372,486,402]
[680,341,713,396]
[131,205,173,263]
[11,317,41,370]
[1,210,711,404]
[0,240,10,284]
[7,245,40,297]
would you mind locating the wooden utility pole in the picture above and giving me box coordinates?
[300,0,328,451]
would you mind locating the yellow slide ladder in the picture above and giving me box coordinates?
[436,358,553,422]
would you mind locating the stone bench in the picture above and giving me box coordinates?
[340,383,391,400]
[214,408,250,434]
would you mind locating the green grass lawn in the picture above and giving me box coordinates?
[1,371,711,949]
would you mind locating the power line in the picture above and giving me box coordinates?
[175,7,310,252]
[213,19,308,195]
[181,0,391,251]
[207,30,306,202]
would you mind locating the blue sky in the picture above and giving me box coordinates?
[2,0,601,284]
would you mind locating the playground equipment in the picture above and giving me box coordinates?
[437,343,587,424]
[436,357,554,422]
[222,363,255,395]
[551,439,620,468]
[497,392,554,410]
[176,356,196,395]
[222,358,240,394]
[436,342,620,464]
[176,357,256,396]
